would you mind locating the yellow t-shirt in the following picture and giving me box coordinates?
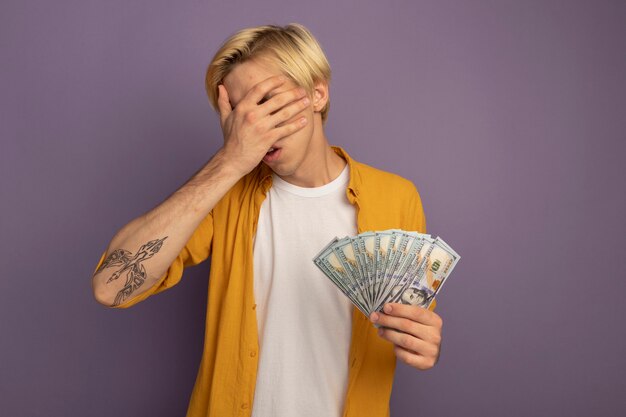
[93,145,434,417]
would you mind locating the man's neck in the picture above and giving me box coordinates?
[272,111,348,188]
[277,143,346,188]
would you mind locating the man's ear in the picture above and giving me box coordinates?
[312,80,329,112]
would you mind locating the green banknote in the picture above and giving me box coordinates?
[313,230,460,316]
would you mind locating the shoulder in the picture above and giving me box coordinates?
[352,159,426,231]
[353,159,420,199]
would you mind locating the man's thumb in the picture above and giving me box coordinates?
[216,84,231,124]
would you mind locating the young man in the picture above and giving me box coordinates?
[92,23,443,417]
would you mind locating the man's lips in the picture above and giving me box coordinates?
[266,145,281,155]
[267,141,284,153]
[263,147,282,162]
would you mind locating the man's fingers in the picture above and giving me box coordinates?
[371,312,431,341]
[243,74,287,111]
[268,94,310,130]
[264,115,308,144]
[216,84,231,125]
[378,327,438,358]
[260,86,308,119]
[382,303,443,328]
[393,345,437,370]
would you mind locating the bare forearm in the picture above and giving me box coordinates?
[93,72,310,306]
[92,148,240,307]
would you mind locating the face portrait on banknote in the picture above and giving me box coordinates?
[400,287,430,307]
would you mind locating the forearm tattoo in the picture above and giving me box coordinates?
[96,237,168,306]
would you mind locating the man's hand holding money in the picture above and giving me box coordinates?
[370,303,443,371]
[312,230,458,370]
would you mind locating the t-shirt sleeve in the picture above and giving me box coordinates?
[92,210,214,309]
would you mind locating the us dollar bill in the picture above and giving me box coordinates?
[313,230,461,316]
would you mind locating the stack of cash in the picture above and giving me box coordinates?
[312,229,460,317]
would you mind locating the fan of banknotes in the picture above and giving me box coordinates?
[312,229,460,317]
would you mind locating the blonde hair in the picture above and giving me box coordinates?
[205,23,332,125]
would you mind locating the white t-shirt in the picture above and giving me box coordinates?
[251,162,357,417]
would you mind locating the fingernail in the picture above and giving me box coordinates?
[384,304,392,313]
[370,312,379,322]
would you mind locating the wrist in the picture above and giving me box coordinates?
[213,147,247,181]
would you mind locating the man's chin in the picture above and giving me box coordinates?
[266,161,294,177]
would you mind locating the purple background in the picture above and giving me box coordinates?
[2,1,625,416]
